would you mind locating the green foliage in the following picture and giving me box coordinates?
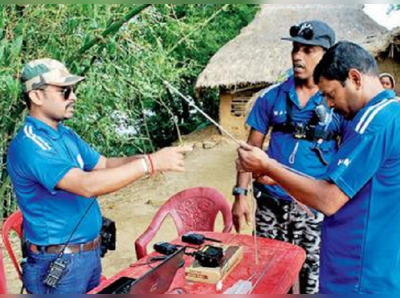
[0,4,258,218]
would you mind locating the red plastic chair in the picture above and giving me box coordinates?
[1,211,107,286]
[135,187,233,259]
[1,211,23,280]
[0,242,7,294]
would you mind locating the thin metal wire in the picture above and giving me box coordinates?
[163,81,241,145]
[251,259,272,292]
[135,58,315,216]
[249,173,259,266]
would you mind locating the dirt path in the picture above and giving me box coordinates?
[1,127,255,294]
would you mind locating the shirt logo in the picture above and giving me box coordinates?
[77,154,84,169]
[338,159,351,167]
[274,110,287,117]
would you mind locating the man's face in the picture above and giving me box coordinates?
[292,43,325,81]
[318,77,360,120]
[38,85,76,121]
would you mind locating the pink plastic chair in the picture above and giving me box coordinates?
[1,211,107,286]
[0,242,7,294]
[1,211,23,280]
[135,187,233,259]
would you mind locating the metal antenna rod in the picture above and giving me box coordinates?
[163,81,314,217]
[137,59,315,216]
[249,174,259,266]
[163,81,241,145]
[251,261,271,293]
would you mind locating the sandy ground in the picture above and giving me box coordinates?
[1,127,255,294]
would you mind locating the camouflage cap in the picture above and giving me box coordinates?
[21,58,85,92]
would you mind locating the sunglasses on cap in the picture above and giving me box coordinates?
[290,23,314,40]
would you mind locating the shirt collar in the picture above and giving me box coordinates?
[281,75,323,108]
[363,89,396,110]
[25,116,67,140]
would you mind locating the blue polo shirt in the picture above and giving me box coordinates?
[247,75,344,201]
[7,116,102,246]
[320,90,400,294]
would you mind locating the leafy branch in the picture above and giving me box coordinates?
[67,4,151,65]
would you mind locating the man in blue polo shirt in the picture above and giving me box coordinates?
[238,41,400,294]
[232,20,344,294]
[7,59,192,294]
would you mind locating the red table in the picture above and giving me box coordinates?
[90,232,306,294]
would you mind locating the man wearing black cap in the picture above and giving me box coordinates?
[232,20,344,294]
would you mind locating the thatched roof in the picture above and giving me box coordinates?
[196,4,387,91]
[363,27,400,62]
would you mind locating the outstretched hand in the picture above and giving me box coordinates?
[152,145,193,173]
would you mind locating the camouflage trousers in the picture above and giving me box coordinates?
[254,185,324,294]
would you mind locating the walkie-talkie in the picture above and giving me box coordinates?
[43,258,68,288]
[181,233,222,245]
[153,242,179,255]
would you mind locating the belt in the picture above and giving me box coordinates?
[29,236,101,255]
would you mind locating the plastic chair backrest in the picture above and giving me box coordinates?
[1,211,23,280]
[135,187,233,259]
[1,211,108,289]
[0,243,7,294]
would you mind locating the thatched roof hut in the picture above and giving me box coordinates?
[195,4,388,137]
[363,28,400,93]
[196,4,387,91]
[364,27,400,60]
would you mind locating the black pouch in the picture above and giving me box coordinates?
[100,217,116,258]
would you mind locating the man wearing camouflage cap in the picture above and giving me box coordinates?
[7,59,192,294]
[232,21,346,294]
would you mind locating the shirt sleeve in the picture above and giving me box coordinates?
[18,147,75,194]
[246,89,275,135]
[70,131,101,171]
[324,131,386,199]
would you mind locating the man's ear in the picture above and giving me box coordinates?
[348,69,362,90]
[28,90,44,107]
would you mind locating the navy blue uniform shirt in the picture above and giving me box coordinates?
[247,75,344,201]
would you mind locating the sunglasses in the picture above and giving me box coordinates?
[39,86,74,100]
[290,23,314,40]
[60,86,74,100]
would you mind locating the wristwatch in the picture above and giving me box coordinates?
[232,187,248,197]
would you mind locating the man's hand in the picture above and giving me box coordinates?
[152,145,193,173]
[255,175,277,186]
[232,195,251,234]
[237,142,271,176]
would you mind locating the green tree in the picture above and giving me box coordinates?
[0,4,258,219]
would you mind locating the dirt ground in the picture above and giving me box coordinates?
[1,126,255,294]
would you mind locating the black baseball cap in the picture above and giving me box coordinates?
[282,20,336,50]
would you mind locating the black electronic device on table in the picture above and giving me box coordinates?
[154,242,179,255]
[98,247,186,294]
[98,277,137,294]
[194,245,224,268]
[181,233,222,245]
